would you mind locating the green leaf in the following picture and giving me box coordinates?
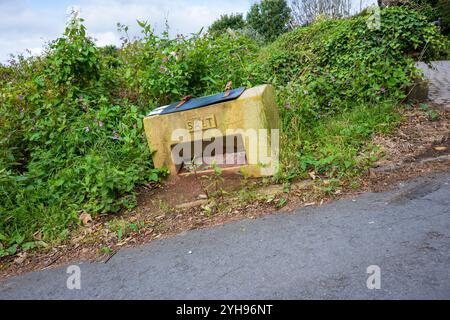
[6,245,17,255]
[22,242,37,251]
[276,198,287,208]
[149,172,159,182]
[34,76,45,87]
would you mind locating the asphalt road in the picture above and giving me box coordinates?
[1,173,449,299]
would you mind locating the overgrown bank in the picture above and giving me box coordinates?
[255,7,446,179]
[0,7,447,257]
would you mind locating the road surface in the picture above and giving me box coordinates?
[416,61,450,106]
[1,172,449,299]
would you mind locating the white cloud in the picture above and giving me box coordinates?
[77,0,251,42]
[91,31,122,47]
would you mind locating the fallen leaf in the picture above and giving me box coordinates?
[79,213,92,226]
[33,230,42,241]
[308,171,316,180]
[304,202,316,207]
[433,146,447,151]
[14,252,28,264]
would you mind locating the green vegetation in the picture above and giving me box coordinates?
[0,20,166,256]
[208,0,292,42]
[107,218,145,242]
[436,0,450,34]
[447,35,450,57]
[0,6,447,256]
[209,13,246,35]
[253,7,446,177]
[246,0,292,42]
[408,0,450,34]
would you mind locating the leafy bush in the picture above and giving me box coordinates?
[118,21,258,108]
[255,7,445,104]
[209,13,246,34]
[408,0,450,34]
[247,0,292,42]
[447,35,450,57]
[0,22,152,253]
[436,0,450,34]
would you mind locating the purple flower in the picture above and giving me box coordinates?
[162,56,168,63]
[84,126,90,133]
[17,94,24,101]
[159,65,167,73]
[331,75,336,82]
[79,95,83,102]
[380,87,386,93]
[82,104,87,112]
[98,121,104,127]
[112,129,121,140]
[284,103,292,110]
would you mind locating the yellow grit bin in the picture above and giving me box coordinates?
[143,84,280,177]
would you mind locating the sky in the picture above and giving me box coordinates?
[0,0,254,62]
[0,0,376,63]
